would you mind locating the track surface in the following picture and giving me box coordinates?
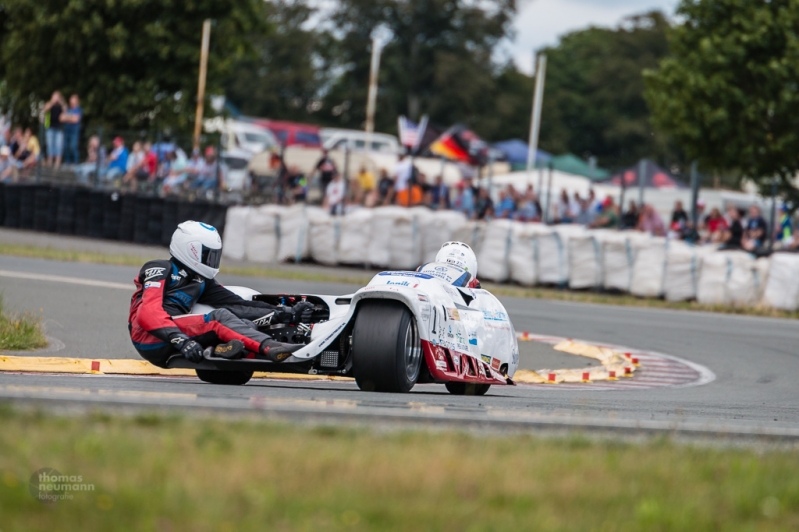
[1,254,797,437]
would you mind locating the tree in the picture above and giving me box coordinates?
[318,0,516,135]
[223,0,332,122]
[0,0,260,132]
[645,0,799,201]
[539,11,679,171]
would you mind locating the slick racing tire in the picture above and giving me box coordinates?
[195,369,253,386]
[352,300,422,393]
[445,382,491,396]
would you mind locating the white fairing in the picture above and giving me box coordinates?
[192,273,519,379]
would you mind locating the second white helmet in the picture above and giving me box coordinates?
[435,241,478,278]
[169,221,223,279]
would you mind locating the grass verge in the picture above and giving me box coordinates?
[0,408,797,531]
[0,295,47,351]
[2,242,798,319]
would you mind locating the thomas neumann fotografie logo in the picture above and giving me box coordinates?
[29,467,94,503]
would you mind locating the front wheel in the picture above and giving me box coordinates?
[445,382,491,396]
[195,369,253,386]
[352,301,422,393]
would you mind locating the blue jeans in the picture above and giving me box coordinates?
[64,129,80,164]
[46,128,64,158]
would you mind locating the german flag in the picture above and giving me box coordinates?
[429,125,484,165]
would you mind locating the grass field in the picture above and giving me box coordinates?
[2,242,798,320]
[0,407,797,531]
[0,295,47,351]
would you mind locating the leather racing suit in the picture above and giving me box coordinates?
[128,258,292,367]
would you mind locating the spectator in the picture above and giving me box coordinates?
[315,149,337,190]
[19,128,41,170]
[720,205,744,249]
[0,146,15,182]
[75,135,106,184]
[286,165,307,204]
[161,151,189,195]
[392,153,415,206]
[375,168,392,204]
[9,127,23,157]
[671,200,688,227]
[621,200,639,229]
[574,198,594,225]
[323,172,345,214]
[429,175,450,210]
[123,141,145,186]
[516,185,541,222]
[453,178,476,218]
[475,187,494,220]
[555,189,572,223]
[636,204,665,236]
[356,165,375,197]
[590,197,619,229]
[496,185,517,219]
[744,204,768,249]
[587,189,601,213]
[105,137,128,182]
[775,205,793,247]
[61,94,82,164]
[703,207,728,243]
[193,146,223,191]
[43,91,65,168]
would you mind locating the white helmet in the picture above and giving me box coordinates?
[435,241,478,278]
[169,221,223,279]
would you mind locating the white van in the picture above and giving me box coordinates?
[205,118,278,155]
[320,128,401,154]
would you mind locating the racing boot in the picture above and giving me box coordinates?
[203,340,246,360]
[259,339,303,363]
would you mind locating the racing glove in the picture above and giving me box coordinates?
[291,301,314,323]
[170,334,204,363]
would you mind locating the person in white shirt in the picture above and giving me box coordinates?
[323,172,346,214]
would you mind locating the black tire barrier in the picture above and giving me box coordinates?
[19,184,36,230]
[3,185,21,228]
[117,194,136,242]
[0,184,229,246]
[147,197,164,246]
[73,189,92,237]
[56,187,77,235]
[102,192,122,240]
[87,191,105,239]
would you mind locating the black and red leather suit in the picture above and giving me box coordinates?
[129,258,285,367]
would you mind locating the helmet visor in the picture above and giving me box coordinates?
[201,246,222,269]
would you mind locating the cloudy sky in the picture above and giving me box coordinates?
[512,0,680,73]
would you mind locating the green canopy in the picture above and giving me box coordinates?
[537,153,609,180]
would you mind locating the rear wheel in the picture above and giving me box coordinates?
[445,382,491,396]
[352,301,422,393]
[195,369,253,386]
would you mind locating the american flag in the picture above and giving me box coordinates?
[398,115,428,151]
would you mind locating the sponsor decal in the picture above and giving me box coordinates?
[480,355,491,364]
[193,278,204,284]
[178,269,187,277]
[511,350,519,367]
[170,275,182,282]
[491,358,501,371]
[435,360,448,370]
[378,271,433,279]
[417,294,429,302]
[456,343,469,352]
[189,243,200,261]
[447,326,454,339]
[445,308,460,321]
[144,281,161,289]
[144,267,165,280]
[485,323,511,331]
[199,222,216,232]
[386,280,410,287]
[468,338,478,346]
[482,309,509,322]
[252,313,275,326]
[420,305,431,322]
[452,353,460,371]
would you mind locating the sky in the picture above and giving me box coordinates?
[511,0,680,73]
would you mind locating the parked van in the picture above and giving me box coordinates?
[257,120,322,148]
[320,128,401,154]
[204,118,278,154]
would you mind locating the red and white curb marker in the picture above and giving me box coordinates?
[513,331,715,391]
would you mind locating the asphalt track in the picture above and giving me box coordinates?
[1,253,798,439]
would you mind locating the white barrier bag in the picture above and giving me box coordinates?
[452,221,486,256]
[390,207,427,270]
[569,231,607,289]
[420,210,468,263]
[308,210,339,266]
[630,237,667,297]
[697,251,754,305]
[509,223,550,286]
[764,253,799,310]
[753,256,771,304]
[245,205,283,263]
[338,209,373,265]
[602,232,647,292]
[477,219,514,282]
[276,204,313,262]
[538,225,584,285]
[726,252,757,306]
[663,240,699,302]
[222,206,249,261]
